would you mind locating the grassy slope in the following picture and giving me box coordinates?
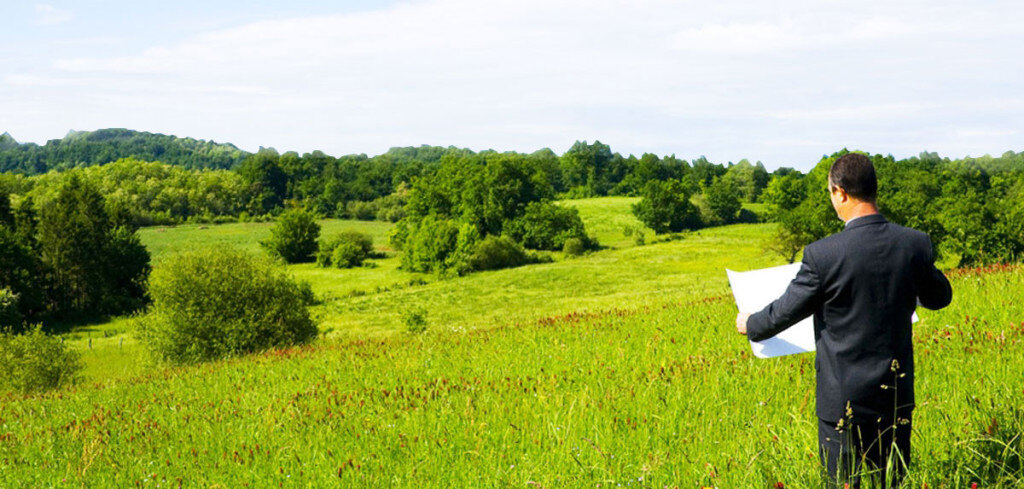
[69,200,783,379]
[560,196,644,249]
[318,222,780,337]
[5,200,1021,486]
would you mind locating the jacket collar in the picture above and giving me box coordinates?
[844,213,887,231]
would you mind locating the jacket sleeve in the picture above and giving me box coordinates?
[915,234,952,310]
[747,247,823,342]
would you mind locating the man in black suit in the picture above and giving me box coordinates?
[735,153,952,487]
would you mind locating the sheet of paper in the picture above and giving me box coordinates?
[727,263,814,358]
[727,264,919,359]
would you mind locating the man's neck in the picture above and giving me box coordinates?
[843,202,880,224]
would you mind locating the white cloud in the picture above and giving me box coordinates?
[670,22,801,54]
[5,0,1024,168]
[35,4,73,26]
[668,14,918,54]
[768,103,938,123]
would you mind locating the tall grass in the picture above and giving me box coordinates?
[1,266,1020,486]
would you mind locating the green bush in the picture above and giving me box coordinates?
[332,242,365,268]
[505,202,590,250]
[376,205,406,223]
[317,231,373,267]
[701,176,742,225]
[400,216,479,274]
[261,208,320,263]
[469,235,530,271]
[137,248,318,364]
[401,216,459,273]
[0,325,82,394]
[344,192,407,222]
[345,201,377,221]
[631,180,701,234]
[562,237,586,257]
[375,186,409,223]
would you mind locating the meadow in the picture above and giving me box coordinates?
[1,198,1021,487]
[65,198,779,380]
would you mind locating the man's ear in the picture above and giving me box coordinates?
[835,186,849,203]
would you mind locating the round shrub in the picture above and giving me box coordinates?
[331,241,365,268]
[345,201,377,221]
[317,231,373,267]
[342,231,374,255]
[505,202,590,250]
[376,205,406,223]
[0,325,82,394]
[702,176,742,225]
[400,216,479,275]
[469,235,529,271]
[562,237,586,257]
[261,208,320,263]
[137,248,318,364]
[631,179,701,234]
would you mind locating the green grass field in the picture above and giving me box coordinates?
[2,200,1022,487]
[67,204,783,380]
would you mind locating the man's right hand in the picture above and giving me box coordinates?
[736,312,751,335]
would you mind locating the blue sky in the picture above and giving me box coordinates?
[2,0,1022,170]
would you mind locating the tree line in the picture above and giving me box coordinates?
[2,130,1022,275]
[0,129,246,173]
[0,136,774,228]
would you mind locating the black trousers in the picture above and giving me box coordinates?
[818,415,912,488]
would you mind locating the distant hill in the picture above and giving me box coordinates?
[0,128,249,174]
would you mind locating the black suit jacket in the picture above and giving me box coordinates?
[747,214,952,422]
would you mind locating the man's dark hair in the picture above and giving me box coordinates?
[829,153,877,202]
